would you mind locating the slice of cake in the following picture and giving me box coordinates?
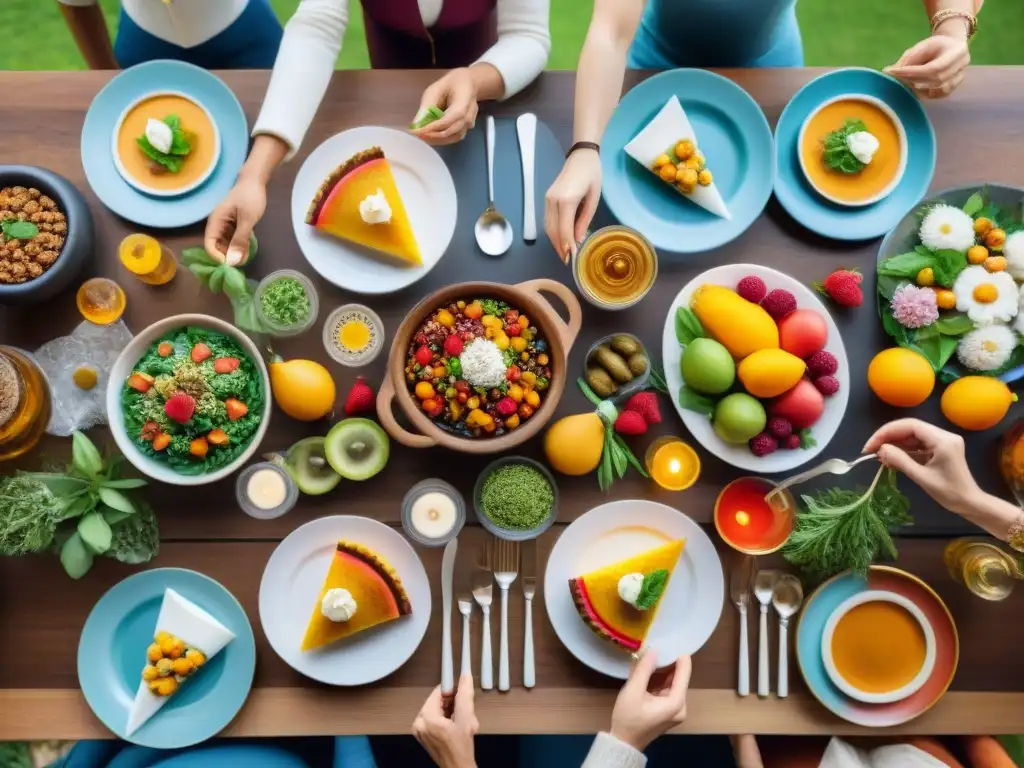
[126,589,235,736]
[301,540,412,652]
[569,539,685,652]
[305,147,422,266]
[624,96,730,219]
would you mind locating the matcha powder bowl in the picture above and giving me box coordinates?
[473,456,559,541]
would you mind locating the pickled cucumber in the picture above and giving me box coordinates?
[628,352,649,377]
[586,367,618,398]
[591,346,634,383]
[610,335,641,357]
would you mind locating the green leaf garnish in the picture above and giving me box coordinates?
[934,313,973,336]
[136,114,192,173]
[1,219,39,241]
[822,119,869,174]
[634,569,670,611]
[799,429,817,449]
[962,191,984,217]
[675,307,705,346]
[678,385,715,417]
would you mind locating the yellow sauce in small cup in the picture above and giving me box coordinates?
[576,226,657,307]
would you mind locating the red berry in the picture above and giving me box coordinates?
[749,432,778,457]
[767,416,793,440]
[806,350,838,378]
[443,335,464,356]
[783,434,802,450]
[164,392,196,424]
[813,375,840,397]
[815,269,864,308]
[415,345,433,367]
[624,392,662,425]
[344,376,375,416]
[506,323,521,337]
[505,365,521,382]
[761,289,798,320]
[736,276,768,304]
[613,410,648,436]
[496,397,518,417]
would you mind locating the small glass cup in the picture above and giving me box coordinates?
[322,304,385,367]
[236,462,299,520]
[401,479,466,547]
[255,269,319,338]
[76,278,126,325]
[645,435,701,491]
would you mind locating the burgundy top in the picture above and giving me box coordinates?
[361,0,498,69]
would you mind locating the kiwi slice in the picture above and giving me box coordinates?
[277,437,341,495]
[410,105,445,130]
[325,418,390,481]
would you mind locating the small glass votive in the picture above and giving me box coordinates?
[236,462,299,520]
[645,435,701,491]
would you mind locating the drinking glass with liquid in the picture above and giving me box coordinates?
[119,234,177,285]
[944,538,1021,601]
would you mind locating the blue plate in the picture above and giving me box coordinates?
[81,60,248,228]
[774,68,936,241]
[78,568,256,748]
[601,69,774,254]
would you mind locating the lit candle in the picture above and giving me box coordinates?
[714,477,795,554]
[645,436,701,491]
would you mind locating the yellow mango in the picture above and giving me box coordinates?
[544,413,605,475]
[737,349,806,399]
[691,284,779,359]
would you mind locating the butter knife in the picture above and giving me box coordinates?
[441,538,458,697]
[516,113,537,242]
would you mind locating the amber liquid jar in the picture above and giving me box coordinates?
[0,347,51,462]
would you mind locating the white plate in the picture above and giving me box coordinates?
[258,515,431,686]
[661,263,850,473]
[291,126,457,295]
[544,500,724,679]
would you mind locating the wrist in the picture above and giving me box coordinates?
[610,727,648,753]
[933,18,970,40]
[240,135,288,185]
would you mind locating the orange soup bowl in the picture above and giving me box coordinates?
[713,477,795,555]
[111,91,221,198]
[797,94,908,208]
[822,590,936,705]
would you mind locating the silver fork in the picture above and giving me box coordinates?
[457,593,473,679]
[472,539,494,690]
[493,538,519,692]
[765,450,929,504]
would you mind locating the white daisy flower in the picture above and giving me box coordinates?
[919,204,976,252]
[1004,231,1024,281]
[954,265,1018,325]
[1014,284,1024,335]
[957,324,1018,371]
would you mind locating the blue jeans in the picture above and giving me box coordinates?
[114,0,283,69]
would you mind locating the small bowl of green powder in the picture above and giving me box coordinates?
[474,456,558,541]
[255,269,319,337]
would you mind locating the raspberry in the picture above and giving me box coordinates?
[783,434,802,450]
[806,350,838,378]
[813,375,840,397]
[736,276,767,304]
[761,289,798,320]
[767,417,793,440]
[749,432,778,457]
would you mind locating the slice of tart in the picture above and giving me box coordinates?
[301,540,413,652]
[624,96,730,219]
[305,147,422,266]
[569,539,685,652]
[126,589,235,736]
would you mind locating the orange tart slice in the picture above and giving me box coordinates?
[305,147,422,266]
[301,540,412,652]
[569,539,685,652]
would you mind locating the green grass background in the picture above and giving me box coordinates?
[2,0,1022,71]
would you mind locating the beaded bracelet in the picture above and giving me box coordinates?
[930,9,978,39]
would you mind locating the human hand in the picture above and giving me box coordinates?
[412,68,479,146]
[412,675,478,768]
[609,651,691,753]
[885,27,970,98]
[203,175,265,266]
[863,418,981,515]
[544,148,602,263]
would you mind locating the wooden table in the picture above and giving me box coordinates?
[2,68,1024,740]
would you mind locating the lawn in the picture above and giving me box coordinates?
[1,0,1022,71]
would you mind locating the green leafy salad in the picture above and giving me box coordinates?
[137,114,193,173]
[822,119,869,174]
[121,327,265,475]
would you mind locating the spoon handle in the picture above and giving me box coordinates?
[778,616,789,698]
[486,116,496,207]
[758,604,769,698]
[516,114,537,241]
[738,602,749,697]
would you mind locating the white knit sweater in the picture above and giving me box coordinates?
[582,733,648,768]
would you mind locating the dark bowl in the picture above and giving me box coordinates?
[0,165,94,306]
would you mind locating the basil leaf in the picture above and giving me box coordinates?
[100,478,148,490]
[932,249,968,288]
[938,335,959,369]
[221,266,248,299]
[962,191,984,217]
[55,493,94,522]
[182,247,216,268]
[1,219,39,241]
[71,431,103,478]
[675,307,705,346]
[877,251,935,278]
[935,313,973,336]
[677,385,715,417]
[634,569,670,611]
[23,472,89,497]
[78,512,112,555]
[98,487,136,516]
[208,267,226,294]
[60,532,94,579]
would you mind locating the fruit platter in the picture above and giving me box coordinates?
[662,264,850,472]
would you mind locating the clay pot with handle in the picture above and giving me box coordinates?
[377,279,582,453]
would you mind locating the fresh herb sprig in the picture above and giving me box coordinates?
[782,465,912,584]
[634,569,669,610]
[1,219,39,242]
[182,237,263,334]
[822,119,869,175]
[578,378,648,491]
[136,114,193,173]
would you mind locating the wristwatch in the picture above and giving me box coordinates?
[567,141,600,158]
[1007,512,1024,553]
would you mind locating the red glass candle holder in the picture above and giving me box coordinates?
[714,476,795,555]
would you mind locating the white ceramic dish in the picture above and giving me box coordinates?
[544,499,724,680]
[111,90,221,198]
[796,94,908,208]
[661,263,850,473]
[106,314,272,486]
[291,126,457,295]
[258,515,431,686]
[821,590,936,705]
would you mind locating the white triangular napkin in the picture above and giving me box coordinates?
[624,96,731,220]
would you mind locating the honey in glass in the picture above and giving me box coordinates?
[77,278,126,325]
[944,538,1019,601]
[119,233,177,285]
[573,225,658,309]
[0,346,52,462]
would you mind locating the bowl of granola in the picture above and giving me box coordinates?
[0,165,93,306]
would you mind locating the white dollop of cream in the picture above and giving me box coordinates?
[359,189,392,225]
[321,588,357,622]
[145,118,174,154]
[617,573,645,608]
[846,131,880,165]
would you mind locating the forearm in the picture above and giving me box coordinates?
[58,3,117,69]
[954,489,1022,541]
[237,135,289,187]
[731,735,765,768]
[474,0,550,100]
[468,63,508,103]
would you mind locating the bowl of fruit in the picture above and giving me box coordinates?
[377,280,582,453]
[662,264,850,472]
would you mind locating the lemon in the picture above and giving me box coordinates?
[941,376,1017,431]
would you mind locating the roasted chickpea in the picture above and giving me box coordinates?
[28,188,40,200]
[11,263,25,278]
[27,263,42,278]
[39,195,56,211]
[678,168,698,188]
[52,221,67,235]
[37,251,58,266]
[21,200,40,215]
[10,186,26,197]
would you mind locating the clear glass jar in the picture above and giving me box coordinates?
[0,346,52,462]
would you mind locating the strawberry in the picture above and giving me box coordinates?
[164,392,196,424]
[128,372,154,393]
[191,343,212,364]
[624,392,662,425]
[207,428,230,446]
[157,342,174,358]
[213,357,240,374]
[815,269,863,308]
[443,335,464,356]
[613,410,648,436]
[225,398,249,421]
[415,345,433,367]
[344,377,375,416]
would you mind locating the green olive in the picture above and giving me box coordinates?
[586,367,618,398]
[610,335,641,357]
[628,352,649,377]
[592,345,634,384]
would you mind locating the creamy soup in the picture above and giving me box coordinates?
[831,600,927,694]
[801,99,902,204]
[116,94,217,192]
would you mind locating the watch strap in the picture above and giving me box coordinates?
[567,141,600,158]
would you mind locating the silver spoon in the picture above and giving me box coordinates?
[772,575,804,699]
[765,449,931,505]
[753,570,779,698]
[475,116,513,257]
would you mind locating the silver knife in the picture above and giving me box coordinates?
[522,539,537,688]
[441,538,458,697]
[516,113,537,242]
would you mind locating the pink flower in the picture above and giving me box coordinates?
[890,284,939,329]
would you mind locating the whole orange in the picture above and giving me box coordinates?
[867,347,935,407]
[941,376,1017,431]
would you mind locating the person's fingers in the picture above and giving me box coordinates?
[416,79,448,118]
[668,655,692,702]
[421,685,446,719]
[225,212,255,267]
[888,43,961,86]
[877,444,932,485]
[417,83,474,139]
[412,714,427,739]
[574,185,600,245]
[543,187,563,261]
[885,39,934,72]
[624,649,659,697]
[454,674,475,715]
[203,204,234,263]
[863,418,942,453]
[925,69,966,98]
[556,197,580,263]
